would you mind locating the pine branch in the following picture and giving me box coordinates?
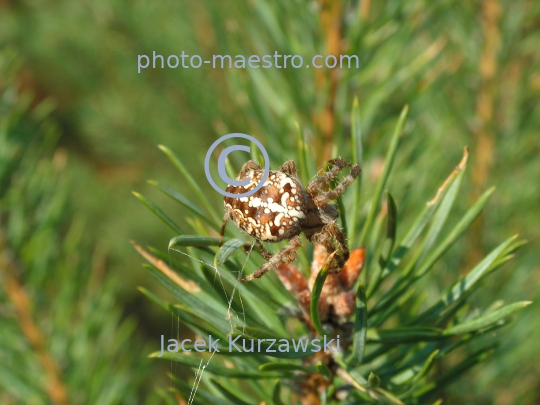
[0,230,69,405]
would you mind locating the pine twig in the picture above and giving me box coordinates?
[0,230,69,405]
[317,0,343,164]
[468,0,502,269]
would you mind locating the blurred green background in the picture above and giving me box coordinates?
[0,0,538,403]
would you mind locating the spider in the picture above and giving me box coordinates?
[220,158,360,281]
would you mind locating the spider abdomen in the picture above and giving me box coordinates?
[224,169,306,242]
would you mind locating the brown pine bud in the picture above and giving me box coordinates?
[333,290,356,319]
[276,263,308,294]
[338,247,365,290]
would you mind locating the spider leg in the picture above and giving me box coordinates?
[239,236,302,281]
[309,222,349,273]
[312,158,360,207]
[306,158,346,197]
[236,160,263,178]
[280,160,298,178]
[328,221,350,265]
[219,212,229,247]
[255,239,273,260]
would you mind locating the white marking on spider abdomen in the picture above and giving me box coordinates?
[281,192,290,206]
[262,223,274,240]
[274,213,284,226]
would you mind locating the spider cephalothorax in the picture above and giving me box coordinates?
[220,158,360,281]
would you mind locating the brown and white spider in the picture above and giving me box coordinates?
[220,158,360,281]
